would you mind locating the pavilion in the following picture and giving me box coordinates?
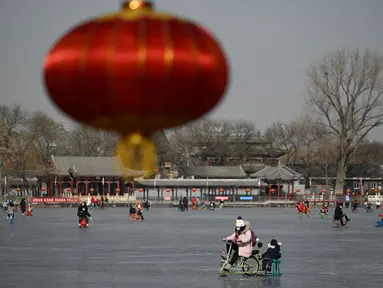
[250,165,301,198]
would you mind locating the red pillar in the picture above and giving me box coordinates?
[288,184,291,200]
[268,184,271,201]
[59,177,62,197]
[75,180,79,196]
[70,180,73,196]
[107,179,111,195]
[85,179,88,195]
[48,178,53,197]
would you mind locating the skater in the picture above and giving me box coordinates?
[345,194,350,208]
[178,200,184,211]
[183,197,188,211]
[136,207,144,220]
[320,203,328,216]
[376,199,380,210]
[6,200,15,222]
[20,198,26,215]
[351,199,359,212]
[26,204,33,216]
[333,202,350,226]
[366,202,373,212]
[77,202,91,227]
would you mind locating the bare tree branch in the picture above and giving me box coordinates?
[306,48,383,194]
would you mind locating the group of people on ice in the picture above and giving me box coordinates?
[2,198,33,223]
[129,201,148,220]
[178,197,189,211]
[188,197,224,210]
[87,196,108,209]
[348,197,380,212]
[221,216,282,274]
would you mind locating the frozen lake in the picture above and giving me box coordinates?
[1,207,382,288]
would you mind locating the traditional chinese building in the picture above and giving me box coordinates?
[185,164,248,179]
[183,136,285,174]
[41,155,144,197]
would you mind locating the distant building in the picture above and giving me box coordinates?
[182,136,285,175]
[41,155,143,197]
[185,164,247,179]
[290,163,383,194]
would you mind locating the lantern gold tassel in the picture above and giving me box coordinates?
[116,133,157,176]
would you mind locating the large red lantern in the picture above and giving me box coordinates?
[43,0,229,174]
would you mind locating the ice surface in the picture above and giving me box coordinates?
[1,207,382,288]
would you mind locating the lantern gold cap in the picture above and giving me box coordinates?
[121,0,154,11]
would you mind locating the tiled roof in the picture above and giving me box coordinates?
[241,163,266,173]
[250,165,301,181]
[50,156,144,177]
[135,179,267,188]
[186,165,247,178]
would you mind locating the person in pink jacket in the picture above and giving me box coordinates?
[222,219,253,271]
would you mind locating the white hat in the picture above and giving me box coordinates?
[235,219,245,228]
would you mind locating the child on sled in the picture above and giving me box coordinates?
[333,202,350,226]
[298,202,307,214]
[136,207,144,220]
[129,204,136,219]
[261,239,282,272]
[320,204,328,216]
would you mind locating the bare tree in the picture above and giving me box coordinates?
[306,48,383,194]
[66,124,119,157]
[264,116,323,174]
[27,112,68,165]
[0,104,28,135]
[6,131,39,195]
[0,121,10,159]
[167,118,260,176]
[263,121,289,165]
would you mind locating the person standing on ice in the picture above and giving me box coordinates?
[6,200,15,221]
[182,197,188,211]
[20,198,26,215]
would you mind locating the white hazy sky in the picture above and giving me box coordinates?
[1,0,383,138]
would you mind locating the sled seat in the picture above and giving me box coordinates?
[271,259,281,276]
